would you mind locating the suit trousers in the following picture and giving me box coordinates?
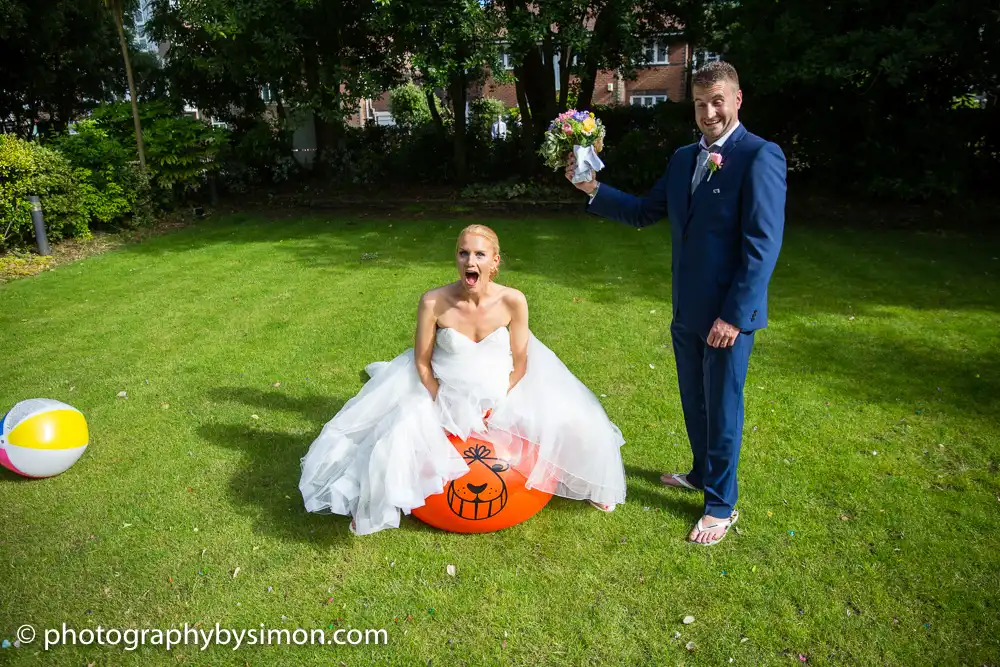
[670,320,755,518]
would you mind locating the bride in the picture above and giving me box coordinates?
[299,224,627,535]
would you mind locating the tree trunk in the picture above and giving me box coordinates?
[53,99,72,134]
[519,43,557,153]
[577,4,619,111]
[448,72,468,184]
[274,90,287,123]
[303,49,327,154]
[558,48,572,111]
[113,10,146,171]
[577,56,600,110]
[426,89,445,132]
[514,72,537,176]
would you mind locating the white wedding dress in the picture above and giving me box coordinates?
[298,326,627,535]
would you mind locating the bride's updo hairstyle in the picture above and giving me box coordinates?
[456,224,501,280]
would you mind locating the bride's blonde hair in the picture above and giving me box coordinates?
[456,224,501,279]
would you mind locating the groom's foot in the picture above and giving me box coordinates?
[660,472,699,490]
[688,510,738,545]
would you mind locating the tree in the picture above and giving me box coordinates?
[697,0,1000,198]
[0,0,124,137]
[103,0,146,171]
[574,0,694,110]
[498,0,690,173]
[391,0,504,183]
[147,0,404,158]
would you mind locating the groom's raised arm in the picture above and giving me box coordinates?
[582,159,673,229]
[719,142,786,329]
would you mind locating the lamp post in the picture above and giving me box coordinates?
[28,196,51,255]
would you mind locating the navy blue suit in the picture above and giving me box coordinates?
[587,123,786,518]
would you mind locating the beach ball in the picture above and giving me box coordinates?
[411,432,552,533]
[0,399,89,478]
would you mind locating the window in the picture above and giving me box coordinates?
[558,51,579,67]
[694,50,721,68]
[630,95,668,107]
[500,51,515,70]
[644,40,669,65]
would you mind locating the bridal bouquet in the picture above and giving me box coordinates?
[538,109,606,183]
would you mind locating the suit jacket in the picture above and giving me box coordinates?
[587,124,786,336]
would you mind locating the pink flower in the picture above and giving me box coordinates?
[562,123,573,135]
[705,152,724,181]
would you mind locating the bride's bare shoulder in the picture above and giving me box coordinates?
[420,283,457,307]
[498,285,527,308]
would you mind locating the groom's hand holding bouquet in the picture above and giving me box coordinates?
[539,110,605,195]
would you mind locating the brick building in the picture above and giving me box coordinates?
[355,37,717,126]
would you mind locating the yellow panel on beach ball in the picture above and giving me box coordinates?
[0,399,89,478]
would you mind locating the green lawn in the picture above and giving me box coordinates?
[1,210,998,666]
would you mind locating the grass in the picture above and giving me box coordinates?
[1,209,998,666]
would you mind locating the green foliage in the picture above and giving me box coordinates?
[388,82,433,129]
[217,119,299,193]
[698,0,1000,200]
[468,97,508,142]
[0,248,54,282]
[319,124,453,186]
[21,148,91,240]
[49,120,153,229]
[459,180,571,201]
[143,115,227,191]
[577,102,696,192]
[0,0,123,135]
[92,101,228,202]
[150,0,402,130]
[0,135,91,249]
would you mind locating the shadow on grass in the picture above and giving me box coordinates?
[624,464,705,521]
[197,387,353,548]
[0,468,40,482]
[762,324,1000,427]
[118,213,675,306]
[117,210,1000,319]
[196,384,663,539]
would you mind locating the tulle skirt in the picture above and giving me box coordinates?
[298,334,626,535]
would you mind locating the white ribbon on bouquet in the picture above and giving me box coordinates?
[571,144,605,183]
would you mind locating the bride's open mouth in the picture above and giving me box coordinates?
[464,269,480,287]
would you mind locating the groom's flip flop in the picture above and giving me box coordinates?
[660,473,698,490]
[689,509,739,547]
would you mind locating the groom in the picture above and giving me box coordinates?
[568,61,786,545]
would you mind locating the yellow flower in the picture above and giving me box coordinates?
[582,117,597,133]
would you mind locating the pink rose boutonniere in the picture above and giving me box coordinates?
[706,152,723,181]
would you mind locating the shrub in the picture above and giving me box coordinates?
[91,101,228,203]
[0,249,54,282]
[469,97,508,142]
[49,120,153,229]
[217,118,299,193]
[593,101,698,191]
[388,82,433,129]
[1,135,91,249]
